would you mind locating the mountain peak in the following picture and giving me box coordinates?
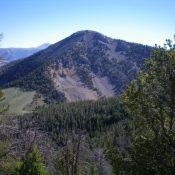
[71,30,106,38]
[72,30,99,35]
[0,31,152,103]
[61,30,112,46]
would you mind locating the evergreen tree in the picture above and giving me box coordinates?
[121,38,175,174]
[16,145,48,175]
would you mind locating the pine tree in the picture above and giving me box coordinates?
[16,145,48,175]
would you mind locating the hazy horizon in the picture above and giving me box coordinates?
[1,0,174,48]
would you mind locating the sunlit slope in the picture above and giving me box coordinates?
[0,88,36,114]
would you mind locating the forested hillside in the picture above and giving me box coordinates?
[1,38,175,175]
[0,96,128,174]
[1,32,175,174]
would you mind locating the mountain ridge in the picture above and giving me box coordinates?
[0,30,152,103]
[0,43,51,62]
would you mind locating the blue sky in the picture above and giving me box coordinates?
[0,0,174,48]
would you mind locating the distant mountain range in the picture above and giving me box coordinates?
[0,30,152,103]
[0,43,51,62]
